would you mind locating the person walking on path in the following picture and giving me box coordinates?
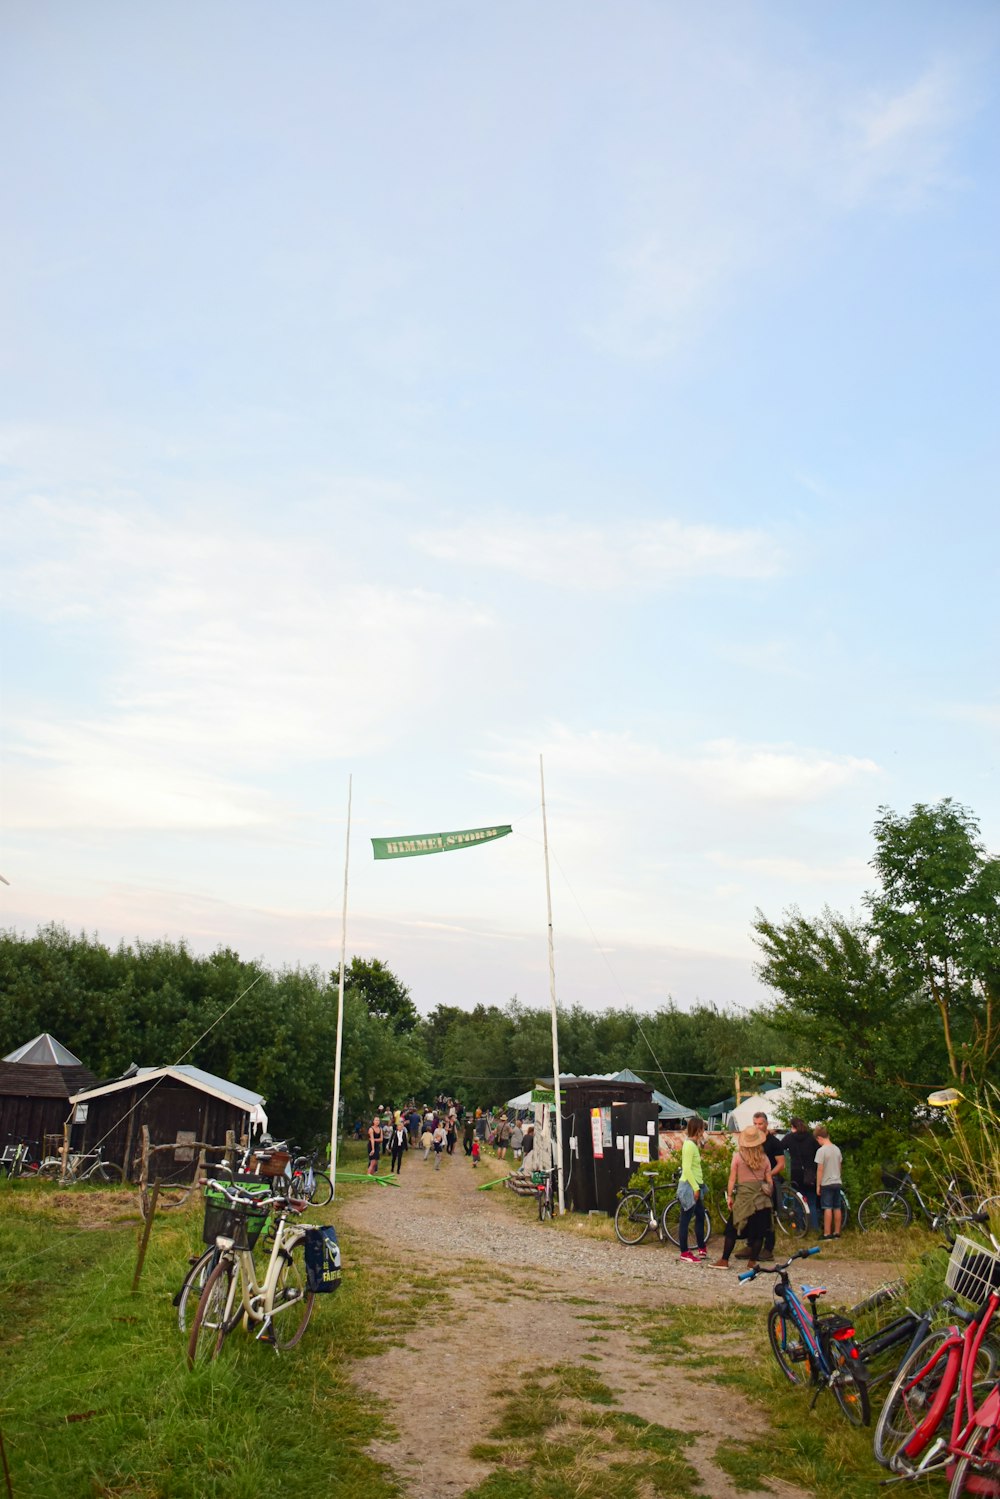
[814,1125,844,1240]
[495,1115,512,1160]
[511,1122,524,1162]
[420,1124,433,1161]
[367,1116,383,1178]
[463,1117,474,1156]
[710,1126,775,1270]
[390,1121,408,1174]
[446,1116,457,1155]
[471,1136,481,1169]
[677,1116,709,1263]
[432,1122,446,1171]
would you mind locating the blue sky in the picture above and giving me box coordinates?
[2,2,998,1018]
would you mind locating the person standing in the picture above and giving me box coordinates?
[367,1115,383,1177]
[781,1117,821,1232]
[710,1126,774,1269]
[677,1116,709,1263]
[814,1125,844,1240]
[463,1117,474,1156]
[390,1120,408,1174]
[432,1121,446,1170]
[420,1123,433,1161]
[496,1114,512,1160]
[753,1110,784,1260]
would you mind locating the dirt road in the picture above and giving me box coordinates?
[338,1153,898,1498]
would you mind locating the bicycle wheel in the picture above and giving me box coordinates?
[35,1161,61,1181]
[851,1279,906,1319]
[96,1161,124,1184]
[307,1171,333,1207]
[767,1306,811,1386]
[614,1193,652,1245]
[268,1246,315,1350]
[858,1191,911,1233]
[828,1339,871,1426]
[948,1428,1000,1499]
[538,1186,552,1222]
[872,1330,957,1468]
[660,1198,712,1248]
[176,1249,217,1334]
[775,1191,808,1238]
[187,1260,234,1368]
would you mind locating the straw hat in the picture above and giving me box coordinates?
[738,1125,764,1149]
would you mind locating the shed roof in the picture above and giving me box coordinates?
[0,1061,97,1099]
[69,1063,266,1118]
[3,1033,83,1066]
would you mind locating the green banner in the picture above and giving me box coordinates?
[372,824,512,860]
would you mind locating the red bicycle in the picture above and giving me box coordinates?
[873,1232,1000,1495]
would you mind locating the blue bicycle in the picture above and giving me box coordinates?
[742,1246,871,1426]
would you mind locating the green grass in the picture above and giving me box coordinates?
[464,1363,700,1499]
[0,1176,397,1499]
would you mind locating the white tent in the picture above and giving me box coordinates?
[726,1069,833,1132]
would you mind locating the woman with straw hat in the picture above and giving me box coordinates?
[709,1125,775,1270]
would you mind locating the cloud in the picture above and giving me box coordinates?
[2,494,493,829]
[478,726,880,807]
[837,63,964,210]
[705,851,871,884]
[416,515,785,588]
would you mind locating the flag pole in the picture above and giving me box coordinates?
[329,773,352,1195]
[539,754,566,1215]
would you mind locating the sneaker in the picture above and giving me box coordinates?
[678,1250,698,1263]
[693,1248,708,1259]
[821,1233,836,1241]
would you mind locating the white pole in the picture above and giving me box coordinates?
[329,774,352,1196]
[539,754,566,1215]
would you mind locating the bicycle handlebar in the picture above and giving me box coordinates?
[738,1245,821,1284]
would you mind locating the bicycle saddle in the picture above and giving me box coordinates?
[802,1286,827,1297]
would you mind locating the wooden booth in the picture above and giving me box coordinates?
[537,1074,660,1216]
[68,1064,268,1183]
[0,1033,97,1152]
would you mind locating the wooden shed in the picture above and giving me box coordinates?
[0,1033,97,1151]
[68,1064,268,1183]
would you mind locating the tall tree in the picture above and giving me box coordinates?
[868,800,1000,1084]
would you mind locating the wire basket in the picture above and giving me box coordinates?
[881,1166,907,1190]
[945,1235,1000,1305]
[202,1186,271,1249]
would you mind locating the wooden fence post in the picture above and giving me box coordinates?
[60,1121,70,1182]
[0,1420,13,1498]
[131,1180,160,1292]
[225,1129,235,1172]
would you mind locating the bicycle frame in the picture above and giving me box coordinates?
[220,1214,307,1335]
[891,1294,1000,1477]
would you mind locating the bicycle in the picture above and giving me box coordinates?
[773,1184,809,1238]
[35,1145,124,1184]
[660,1176,716,1249]
[858,1162,973,1238]
[289,1150,333,1207]
[872,1231,1000,1487]
[187,1182,315,1366]
[0,1138,41,1178]
[534,1166,556,1222]
[744,1246,871,1426]
[614,1170,674,1245]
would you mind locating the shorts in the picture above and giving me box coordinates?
[820,1185,842,1209]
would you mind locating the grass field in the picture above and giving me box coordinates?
[0,1156,964,1499]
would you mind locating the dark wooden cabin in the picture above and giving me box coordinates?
[68,1064,268,1182]
[0,1033,97,1152]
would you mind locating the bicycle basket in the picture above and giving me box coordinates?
[303,1225,342,1293]
[881,1165,907,1190]
[202,1184,271,1249]
[945,1235,1000,1305]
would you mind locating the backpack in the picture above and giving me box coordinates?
[303,1225,342,1293]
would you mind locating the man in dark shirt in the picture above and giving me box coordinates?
[780,1116,821,1231]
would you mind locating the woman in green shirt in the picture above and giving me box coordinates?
[678,1116,708,1262]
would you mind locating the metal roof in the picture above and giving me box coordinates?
[3,1033,83,1066]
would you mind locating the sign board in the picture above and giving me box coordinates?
[73,1103,89,1123]
[633,1136,650,1164]
[590,1107,604,1160]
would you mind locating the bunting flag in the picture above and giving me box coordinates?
[371,824,512,860]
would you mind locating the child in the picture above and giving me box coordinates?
[471,1137,481,1169]
[421,1126,433,1161]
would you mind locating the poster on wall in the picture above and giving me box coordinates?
[590,1108,604,1159]
[633,1136,650,1164]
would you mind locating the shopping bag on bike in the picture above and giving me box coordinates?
[304,1225,342,1293]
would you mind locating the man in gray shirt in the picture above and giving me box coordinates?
[814,1125,843,1240]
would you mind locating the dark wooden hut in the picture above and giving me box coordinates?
[0,1033,97,1152]
[68,1064,268,1182]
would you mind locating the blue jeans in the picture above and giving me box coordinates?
[679,1192,706,1252]
[798,1184,821,1231]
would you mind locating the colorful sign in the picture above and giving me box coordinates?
[590,1107,604,1159]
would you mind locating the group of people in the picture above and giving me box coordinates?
[363,1102,535,1177]
[676,1111,844,1270]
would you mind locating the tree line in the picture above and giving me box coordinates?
[2,799,997,1152]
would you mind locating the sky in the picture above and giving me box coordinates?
[2,2,999,1021]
